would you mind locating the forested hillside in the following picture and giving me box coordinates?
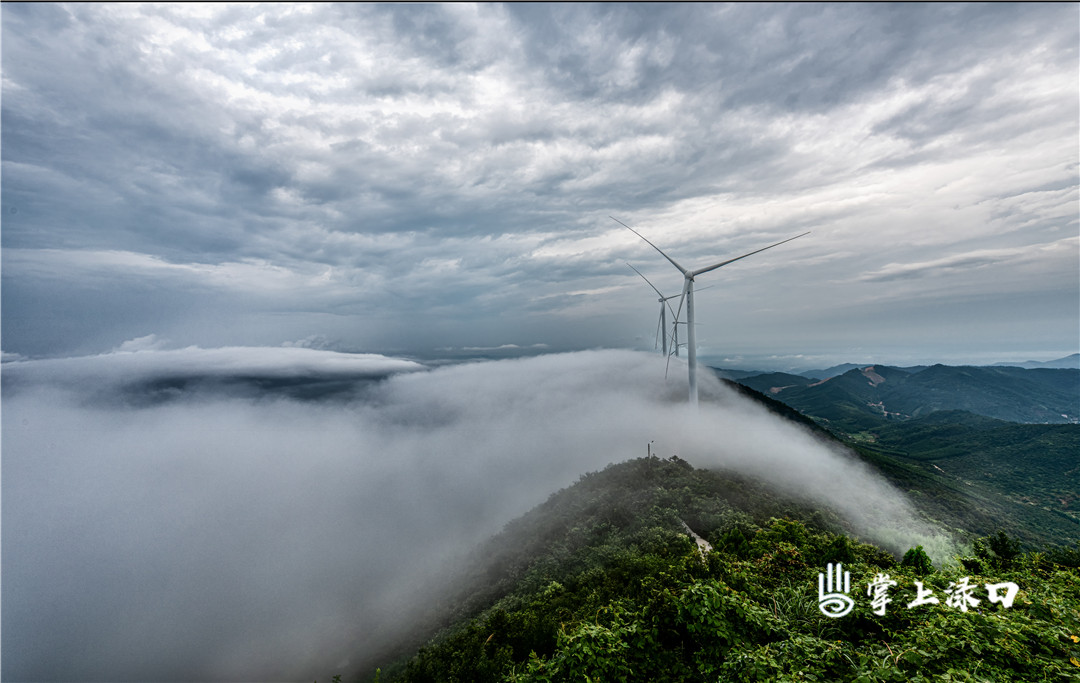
[723,369,1080,546]
[733,365,1079,426]
[361,458,1080,682]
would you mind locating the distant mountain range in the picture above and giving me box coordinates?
[786,354,1079,380]
[794,362,926,379]
[714,362,1079,425]
[991,353,1080,370]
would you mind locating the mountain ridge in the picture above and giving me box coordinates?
[992,353,1080,369]
[363,453,1080,683]
[721,363,1079,425]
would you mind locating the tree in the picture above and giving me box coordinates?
[900,545,934,575]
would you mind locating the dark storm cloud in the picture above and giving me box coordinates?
[1,2,1076,363]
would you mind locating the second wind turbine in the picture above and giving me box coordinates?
[612,216,809,407]
[627,262,681,357]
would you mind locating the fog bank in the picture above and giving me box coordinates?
[2,349,942,681]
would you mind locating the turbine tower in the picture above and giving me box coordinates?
[612,216,809,407]
[626,263,681,356]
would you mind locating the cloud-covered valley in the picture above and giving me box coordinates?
[3,348,943,681]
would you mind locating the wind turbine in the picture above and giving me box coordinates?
[627,264,713,360]
[626,263,681,356]
[612,216,809,407]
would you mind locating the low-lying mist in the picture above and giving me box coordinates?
[2,348,948,682]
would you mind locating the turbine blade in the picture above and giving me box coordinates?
[611,216,689,275]
[626,262,666,299]
[654,309,663,349]
[672,278,689,323]
[691,231,810,277]
[663,298,679,322]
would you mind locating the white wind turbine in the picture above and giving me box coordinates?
[612,216,810,407]
[627,264,713,361]
[626,262,682,357]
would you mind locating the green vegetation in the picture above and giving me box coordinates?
[900,546,934,576]
[724,373,1080,548]
[857,412,1079,517]
[364,458,1080,683]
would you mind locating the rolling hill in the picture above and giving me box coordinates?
[722,365,1080,546]
[361,455,1080,683]
[730,364,1079,427]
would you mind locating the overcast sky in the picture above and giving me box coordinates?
[3,3,1077,369]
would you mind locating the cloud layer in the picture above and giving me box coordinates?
[3,348,942,681]
[2,3,1077,366]
[1,343,424,387]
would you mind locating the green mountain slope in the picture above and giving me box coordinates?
[718,380,1080,549]
[722,368,1080,545]
[888,365,1080,423]
[757,365,1079,427]
[860,412,1080,535]
[729,372,816,397]
[362,458,1080,683]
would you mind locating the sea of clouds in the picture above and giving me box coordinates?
[2,347,946,681]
